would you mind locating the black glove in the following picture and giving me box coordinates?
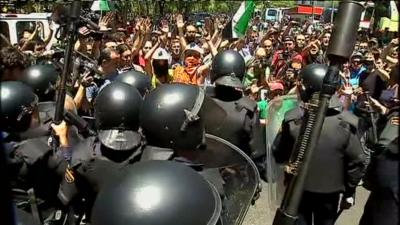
[340,195,355,210]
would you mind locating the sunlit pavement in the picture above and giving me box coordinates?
[244,182,369,225]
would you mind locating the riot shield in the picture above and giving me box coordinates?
[191,134,260,225]
[264,95,298,214]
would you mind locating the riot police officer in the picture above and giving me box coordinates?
[1,81,69,224]
[91,160,222,225]
[19,63,85,144]
[359,66,399,225]
[57,82,145,220]
[20,64,59,102]
[273,64,366,225]
[114,69,152,97]
[206,50,266,174]
[139,83,261,224]
[140,84,210,159]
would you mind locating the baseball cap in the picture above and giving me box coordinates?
[184,43,204,56]
[152,48,172,64]
[268,82,284,91]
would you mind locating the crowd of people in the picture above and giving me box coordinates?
[2,12,398,123]
[0,6,399,225]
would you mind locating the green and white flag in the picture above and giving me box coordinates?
[91,0,114,11]
[232,0,256,38]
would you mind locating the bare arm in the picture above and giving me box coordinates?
[144,38,160,61]
[43,23,54,46]
[176,14,187,50]
[74,84,86,110]
[20,25,39,51]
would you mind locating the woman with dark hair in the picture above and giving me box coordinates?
[116,44,145,73]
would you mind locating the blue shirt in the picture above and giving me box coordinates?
[349,66,367,88]
[86,71,119,102]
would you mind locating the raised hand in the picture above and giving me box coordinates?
[142,18,152,34]
[99,12,114,30]
[176,14,185,29]
[135,18,143,33]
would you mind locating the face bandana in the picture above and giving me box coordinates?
[184,56,201,75]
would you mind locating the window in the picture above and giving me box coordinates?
[363,7,374,21]
[0,22,10,48]
[16,21,45,42]
[267,10,277,17]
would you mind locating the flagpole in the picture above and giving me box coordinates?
[330,0,334,24]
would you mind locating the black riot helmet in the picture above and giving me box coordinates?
[211,50,245,89]
[298,63,328,102]
[140,84,213,150]
[114,70,152,97]
[91,160,221,225]
[20,64,59,102]
[94,82,143,151]
[1,81,38,132]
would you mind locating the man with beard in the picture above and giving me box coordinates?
[176,14,198,49]
[271,36,303,80]
[295,34,306,53]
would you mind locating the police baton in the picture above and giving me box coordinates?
[272,1,364,225]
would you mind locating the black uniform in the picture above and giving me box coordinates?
[273,97,366,225]
[57,136,143,214]
[205,88,265,159]
[359,107,399,225]
[206,50,266,178]
[1,81,83,224]
[58,81,145,221]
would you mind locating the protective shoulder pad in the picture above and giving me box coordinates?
[15,136,52,166]
[236,96,257,112]
[284,106,302,122]
[71,136,98,168]
[338,110,359,130]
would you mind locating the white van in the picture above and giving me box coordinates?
[265,8,284,23]
[0,13,58,49]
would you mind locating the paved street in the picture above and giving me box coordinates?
[244,182,369,225]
